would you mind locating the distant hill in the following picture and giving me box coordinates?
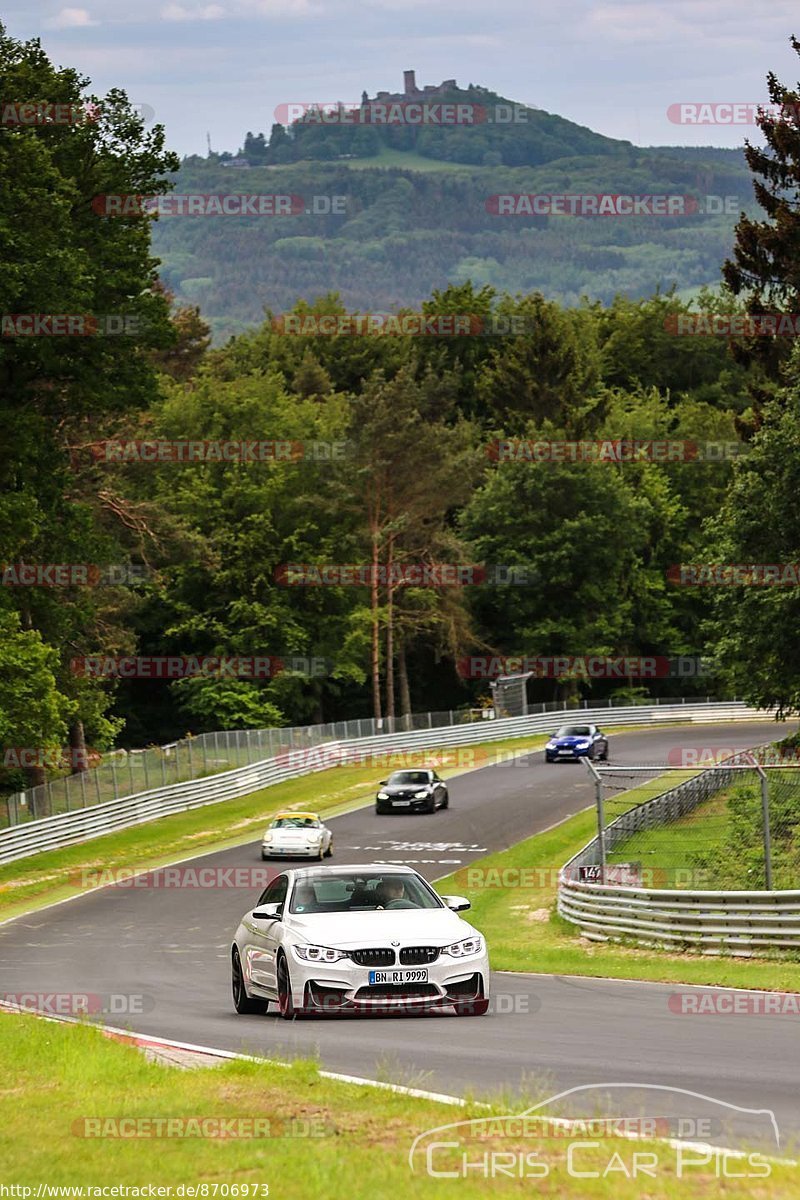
[152,77,755,341]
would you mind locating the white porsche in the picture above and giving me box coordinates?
[231,864,490,1019]
[261,811,333,860]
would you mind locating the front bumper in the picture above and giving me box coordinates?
[288,948,490,1014]
[545,745,591,761]
[262,842,323,857]
[376,794,433,812]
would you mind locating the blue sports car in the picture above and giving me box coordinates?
[545,723,609,762]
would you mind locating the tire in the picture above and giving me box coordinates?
[261,852,269,861]
[454,998,490,1016]
[426,796,436,814]
[277,954,305,1019]
[324,840,333,858]
[601,745,609,761]
[376,805,386,815]
[232,946,269,1015]
[441,790,449,810]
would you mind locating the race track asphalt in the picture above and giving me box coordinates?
[2,720,796,1150]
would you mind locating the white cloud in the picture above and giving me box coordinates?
[241,0,321,16]
[161,3,226,19]
[45,7,99,28]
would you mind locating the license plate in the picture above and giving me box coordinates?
[392,799,412,806]
[368,969,428,985]
[558,749,573,756]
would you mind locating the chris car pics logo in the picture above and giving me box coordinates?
[408,1084,778,1180]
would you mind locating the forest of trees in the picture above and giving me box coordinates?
[156,148,754,342]
[4,24,800,797]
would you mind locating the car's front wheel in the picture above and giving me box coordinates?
[440,790,449,809]
[277,954,307,1019]
[324,840,333,858]
[232,946,269,1015]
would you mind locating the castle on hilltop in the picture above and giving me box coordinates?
[369,70,482,103]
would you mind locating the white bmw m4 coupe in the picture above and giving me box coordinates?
[231,864,490,1018]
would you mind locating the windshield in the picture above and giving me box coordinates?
[556,725,592,737]
[271,817,320,829]
[386,770,431,785]
[289,870,443,914]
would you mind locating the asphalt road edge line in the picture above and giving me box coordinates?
[0,999,470,1106]
[494,968,800,997]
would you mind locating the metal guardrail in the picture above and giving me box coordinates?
[558,748,800,952]
[0,700,772,866]
[2,693,733,828]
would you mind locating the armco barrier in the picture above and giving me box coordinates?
[557,747,800,953]
[0,701,774,865]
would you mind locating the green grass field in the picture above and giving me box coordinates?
[1,1011,792,1198]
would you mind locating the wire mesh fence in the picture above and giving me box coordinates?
[579,749,800,891]
[0,708,495,829]
[0,693,740,832]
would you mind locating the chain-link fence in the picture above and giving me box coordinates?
[0,707,498,829]
[0,694,730,830]
[579,749,800,891]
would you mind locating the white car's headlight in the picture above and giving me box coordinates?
[294,945,349,963]
[414,789,431,798]
[262,832,274,842]
[377,791,389,799]
[441,935,483,958]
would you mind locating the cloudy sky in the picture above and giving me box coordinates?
[5,1,800,157]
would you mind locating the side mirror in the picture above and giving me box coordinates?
[252,903,282,921]
[441,895,471,912]
[378,780,387,786]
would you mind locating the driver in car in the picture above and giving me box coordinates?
[376,878,414,909]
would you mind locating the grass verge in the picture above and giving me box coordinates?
[0,1010,792,1198]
